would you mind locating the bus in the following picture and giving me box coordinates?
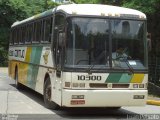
[9,4,148,109]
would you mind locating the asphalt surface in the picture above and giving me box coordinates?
[0,68,160,120]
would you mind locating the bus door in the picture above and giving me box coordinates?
[54,30,64,105]
[53,13,65,105]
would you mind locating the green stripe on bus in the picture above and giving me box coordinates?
[32,47,43,64]
[119,73,132,83]
[106,73,122,83]
[27,47,43,89]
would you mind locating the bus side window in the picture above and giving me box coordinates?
[25,25,29,43]
[54,14,65,48]
[10,30,13,45]
[14,29,18,44]
[18,27,22,44]
[22,26,26,44]
[34,21,42,43]
[55,14,65,26]
[43,17,52,43]
[18,28,21,44]
[26,24,33,44]
[54,14,65,67]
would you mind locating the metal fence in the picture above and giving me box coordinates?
[149,57,160,87]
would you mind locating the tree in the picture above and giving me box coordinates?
[0,0,29,66]
[122,0,160,14]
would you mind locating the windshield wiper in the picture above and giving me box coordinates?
[87,64,95,74]
[113,58,134,74]
[123,59,134,74]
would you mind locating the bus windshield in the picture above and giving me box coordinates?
[65,17,147,70]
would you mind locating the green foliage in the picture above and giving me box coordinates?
[122,0,160,14]
[25,0,45,16]
[47,0,59,9]
[0,0,27,26]
[0,0,28,66]
[73,0,122,5]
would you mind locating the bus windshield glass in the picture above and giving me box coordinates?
[65,17,147,70]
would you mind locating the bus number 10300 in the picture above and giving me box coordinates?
[77,75,102,81]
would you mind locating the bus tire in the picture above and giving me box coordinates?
[44,77,59,109]
[15,68,23,89]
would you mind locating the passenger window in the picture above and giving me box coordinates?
[43,17,53,43]
[22,26,27,44]
[26,24,33,43]
[14,29,18,44]
[55,14,65,26]
[33,21,42,43]
[19,27,23,44]
[9,30,13,45]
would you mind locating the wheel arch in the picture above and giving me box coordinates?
[14,64,18,79]
[44,72,50,88]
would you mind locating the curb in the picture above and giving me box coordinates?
[147,100,160,106]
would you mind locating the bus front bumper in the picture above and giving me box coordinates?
[62,89,147,107]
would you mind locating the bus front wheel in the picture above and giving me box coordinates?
[44,77,59,109]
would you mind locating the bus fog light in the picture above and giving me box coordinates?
[139,84,144,88]
[133,84,138,88]
[79,83,85,88]
[65,82,70,87]
[72,95,84,99]
[73,83,78,87]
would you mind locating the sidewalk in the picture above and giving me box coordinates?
[147,95,160,106]
[147,82,160,106]
[0,67,8,74]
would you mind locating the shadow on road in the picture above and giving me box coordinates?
[9,84,138,119]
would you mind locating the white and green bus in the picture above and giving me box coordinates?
[9,4,148,109]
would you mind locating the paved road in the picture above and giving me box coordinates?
[0,68,160,120]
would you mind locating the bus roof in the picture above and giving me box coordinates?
[12,4,146,27]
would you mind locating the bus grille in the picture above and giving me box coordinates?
[89,83,108,88]
[112,84,129,88]
[89,83,129,88]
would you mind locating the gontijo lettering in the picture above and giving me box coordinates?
[9,49,25,58]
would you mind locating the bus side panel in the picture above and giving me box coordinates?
[19,62,29,86]
[9,46,55,95]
